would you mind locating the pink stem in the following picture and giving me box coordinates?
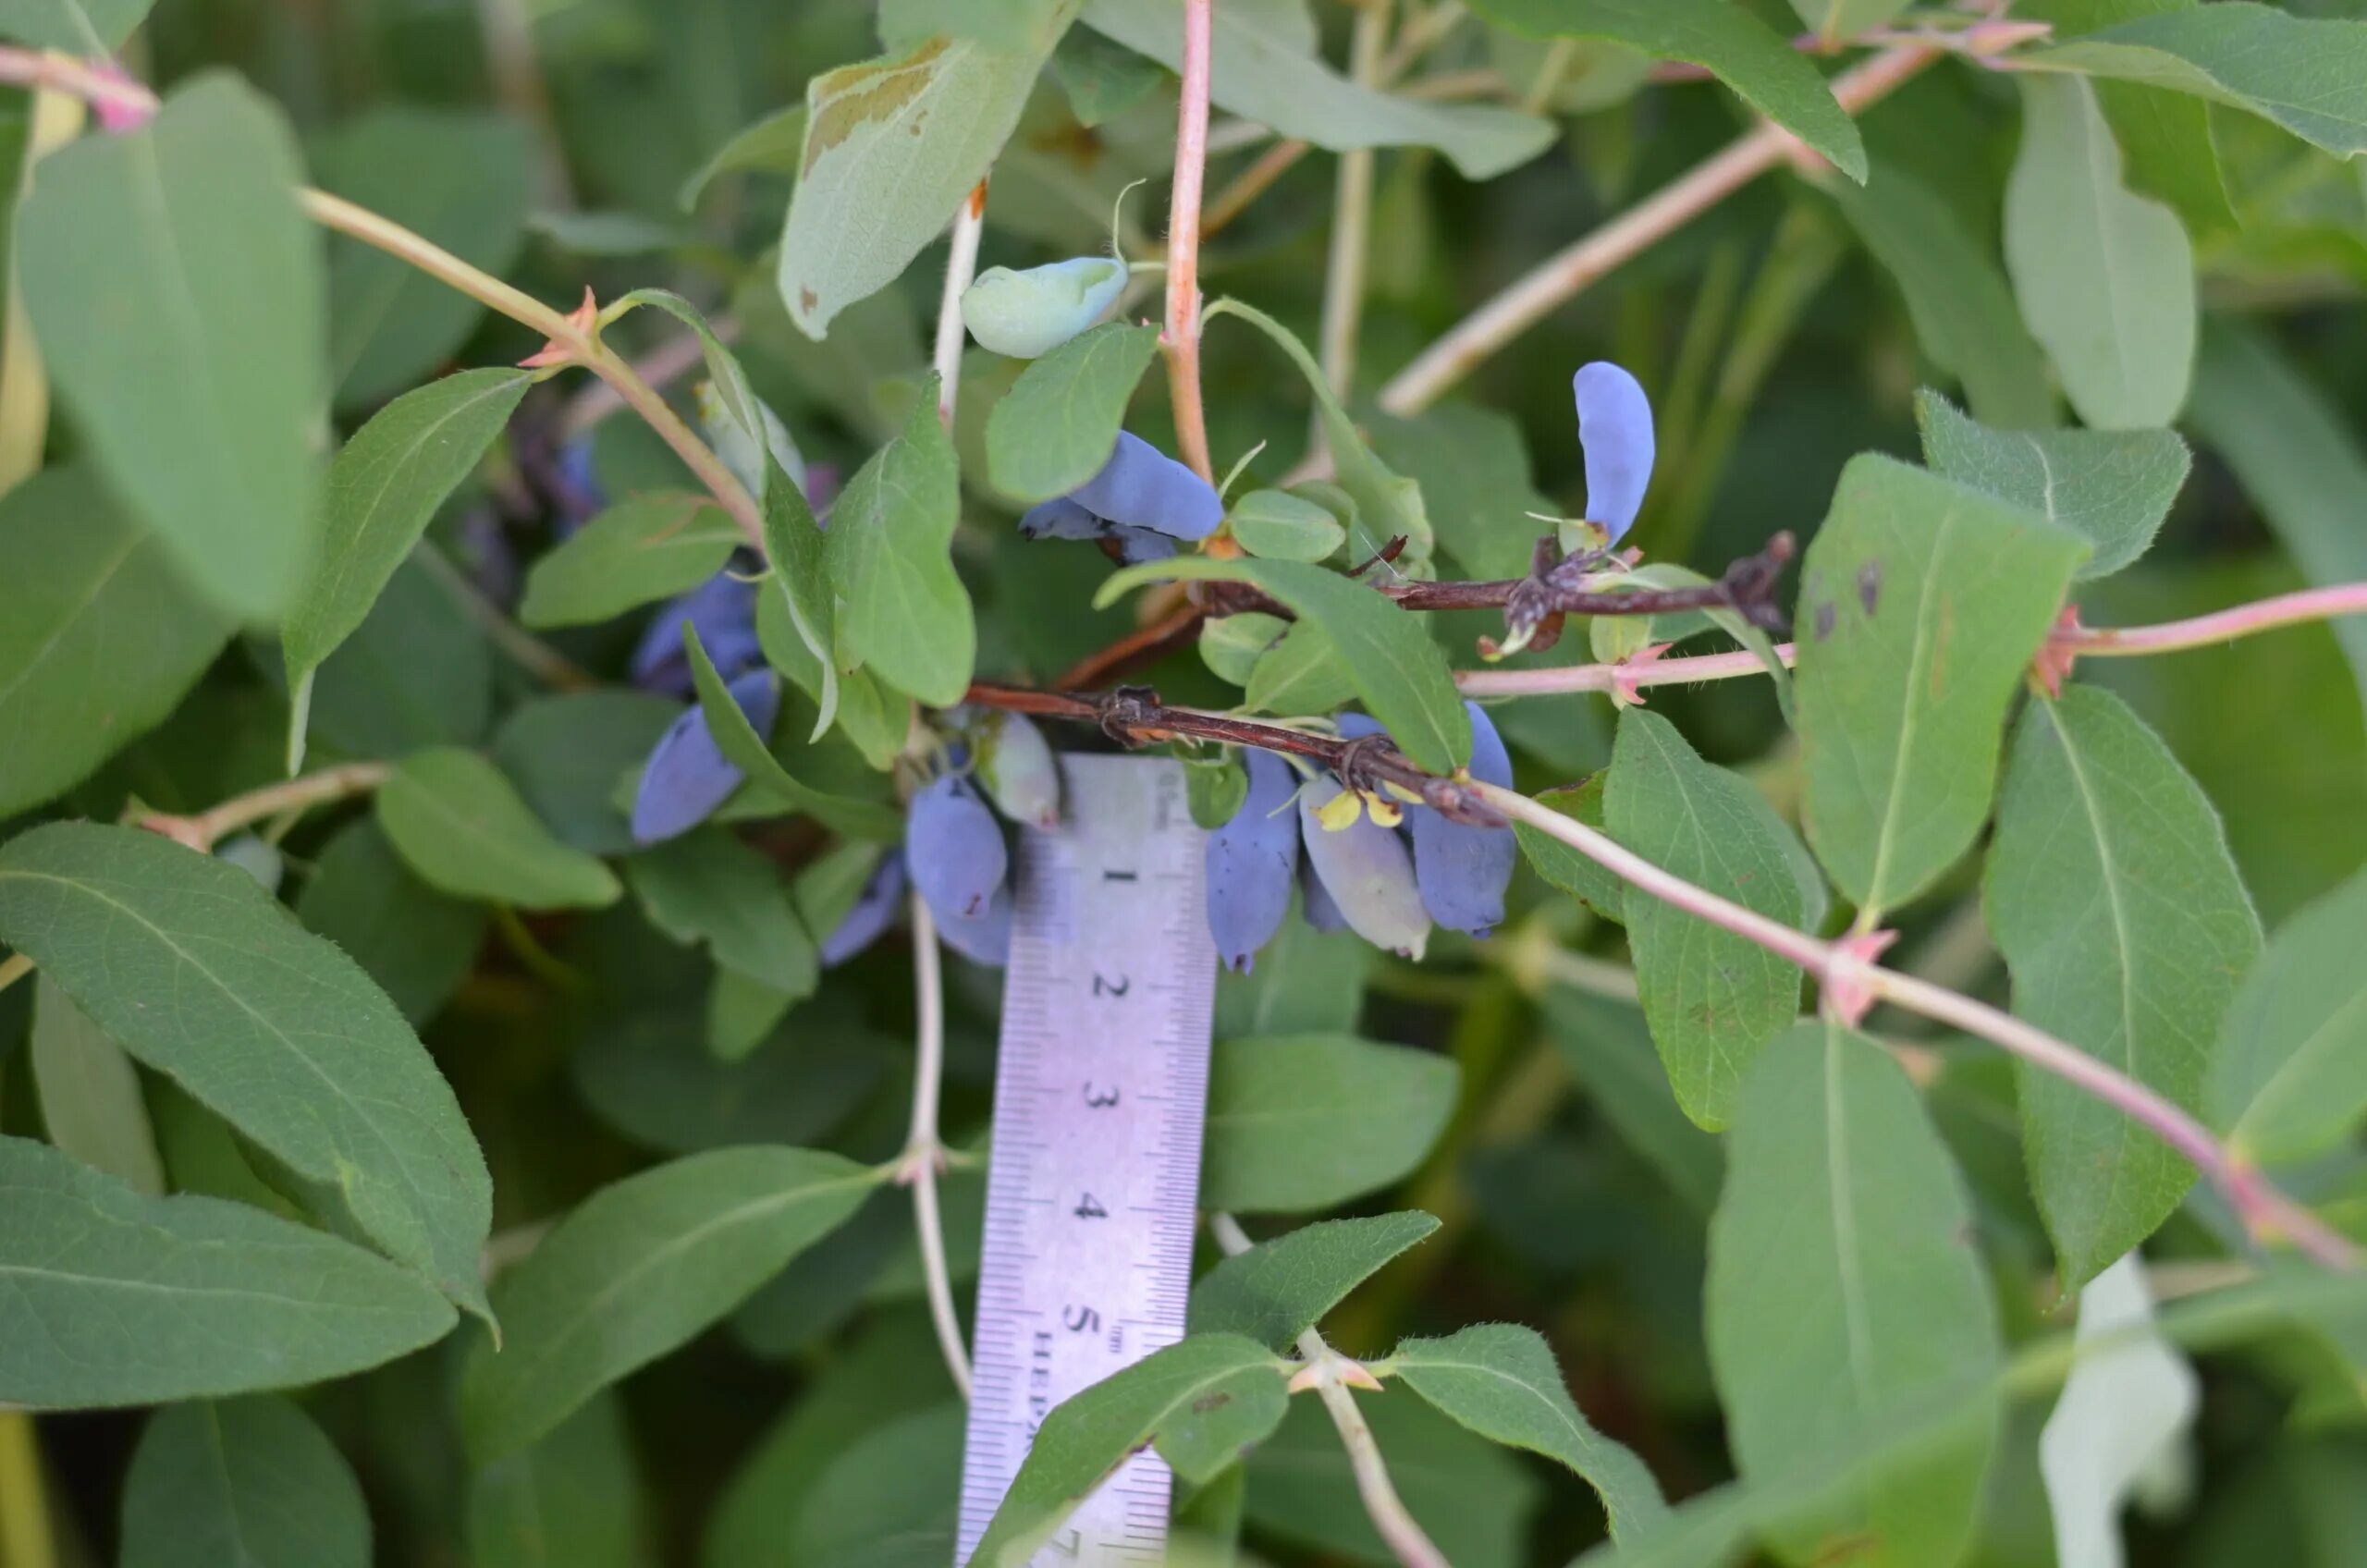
[2063,582,2367,658]
[1162,0,1216,484]
[1471,779,2361,1272]
[1457,643,1795,697]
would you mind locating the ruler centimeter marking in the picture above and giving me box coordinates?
[955,755,1219,1566]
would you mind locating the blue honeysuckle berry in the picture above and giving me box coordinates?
[907,770,1009,928]
[1574,361,1656,545]
[1204,749,1301,974]
[819,849,908,968]
[1109,525,1177,567]
[936,886,1012,968]
[1300,853,1349,933]
[1407,702,1515,937]
[1070,432,1223,542]
[963,256,1129,360]
[1018,496,1107,542]
[631,667,781,846]
[630,570,762,698]
[1298,776,1429,961]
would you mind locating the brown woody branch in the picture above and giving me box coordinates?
[962,682,1504,827]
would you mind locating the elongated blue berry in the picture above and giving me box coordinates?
[1071,432,1222,541]
[631,667,780,845]
[1019,496,1106,542]
[1205,750,1301,974]
[936,886,1012,968]
[979,713,1061,829]
[820,850,908,967]
[964,256,1129,360]
[1298,777,1429,959]
[1300,855,1349,933]
[1574,361,1655,545]
[1408,702,1516,936]
[908,771,1009,927]
[632,571,760,696]
[1109,524,1177,566]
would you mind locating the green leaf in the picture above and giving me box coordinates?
[628,828,819,998]
[826,375,975,705]
[611,288,773,495]
[683,625,906,841]
[754,450,841,740]
[19,73,323,622]
[1243,619,1362,717]
[1391,1323,1667,1540]
[2210,870,2367,1166]
[1207,298,1438,570]
[2004,75,2197,430]
[572,1006,885,1157]
[1914,389,2188,580]
[0,1134,456,1406]
[1795,454,2090,918]
[295,819,490,1027]
[301,557,492,758]
[378,747,623,910]
[1541,989,1725,1215]
[0,823,493,1318]
[1606,711,1806,1132]
[518,494,741,631]
[0,465,230,819]
[1230,488,1347,563]
[1706,1023,2003,1568]
[1824,158,2054,430]
[883,0,1077,51]
[1199,612,1285,687]
[460,1145,877,1464]
[682,104,805,211]
[2188,321,2367,709]
[1785,0,1909,46]
[777,1402,964,1568]
[1213,897,1375,1040]
[968,1334,1289,1566]
[2015,0,2237,237]
[467,1392,651,1568]
[780,35,1044,336]
[0,0,152,50]
[121,1397,370,1568]
[1985,686,2262,1283]
[1364,404,1555,582]
[284,369,534,702]
[1085,0,1552,179]
[30,974,165,1196]
[1052,27,1170,129]
[755,591,906,769]
[1189,1212,1441,1351]
[1514,777,1624,923]
[1246,1392,1539,1568]
[1465,0,1867,181]
[489,692,682,857]
[313,109,532,409]
[1182,751,1251,832]
[1098,557,1469,772]
[2028,2,2367,160]
[1201,1034,1458,1213]
[985,322,1159,503]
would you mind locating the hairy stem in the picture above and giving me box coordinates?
[1471,780,2359,1271]
[934,182,989,425]
[0,1411,56,1568]
[905,891,974,1402]
[1377,45,1937,416]
[1162,0,1217,483]
[135,762,393,855]
[1208,1213,1450,1568]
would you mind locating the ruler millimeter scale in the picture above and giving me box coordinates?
[955,755,1220,1566]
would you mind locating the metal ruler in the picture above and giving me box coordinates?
[955,754,1220,1566]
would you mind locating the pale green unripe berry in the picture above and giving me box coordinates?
[977,711,1061,829]
[963,256,1128,360]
